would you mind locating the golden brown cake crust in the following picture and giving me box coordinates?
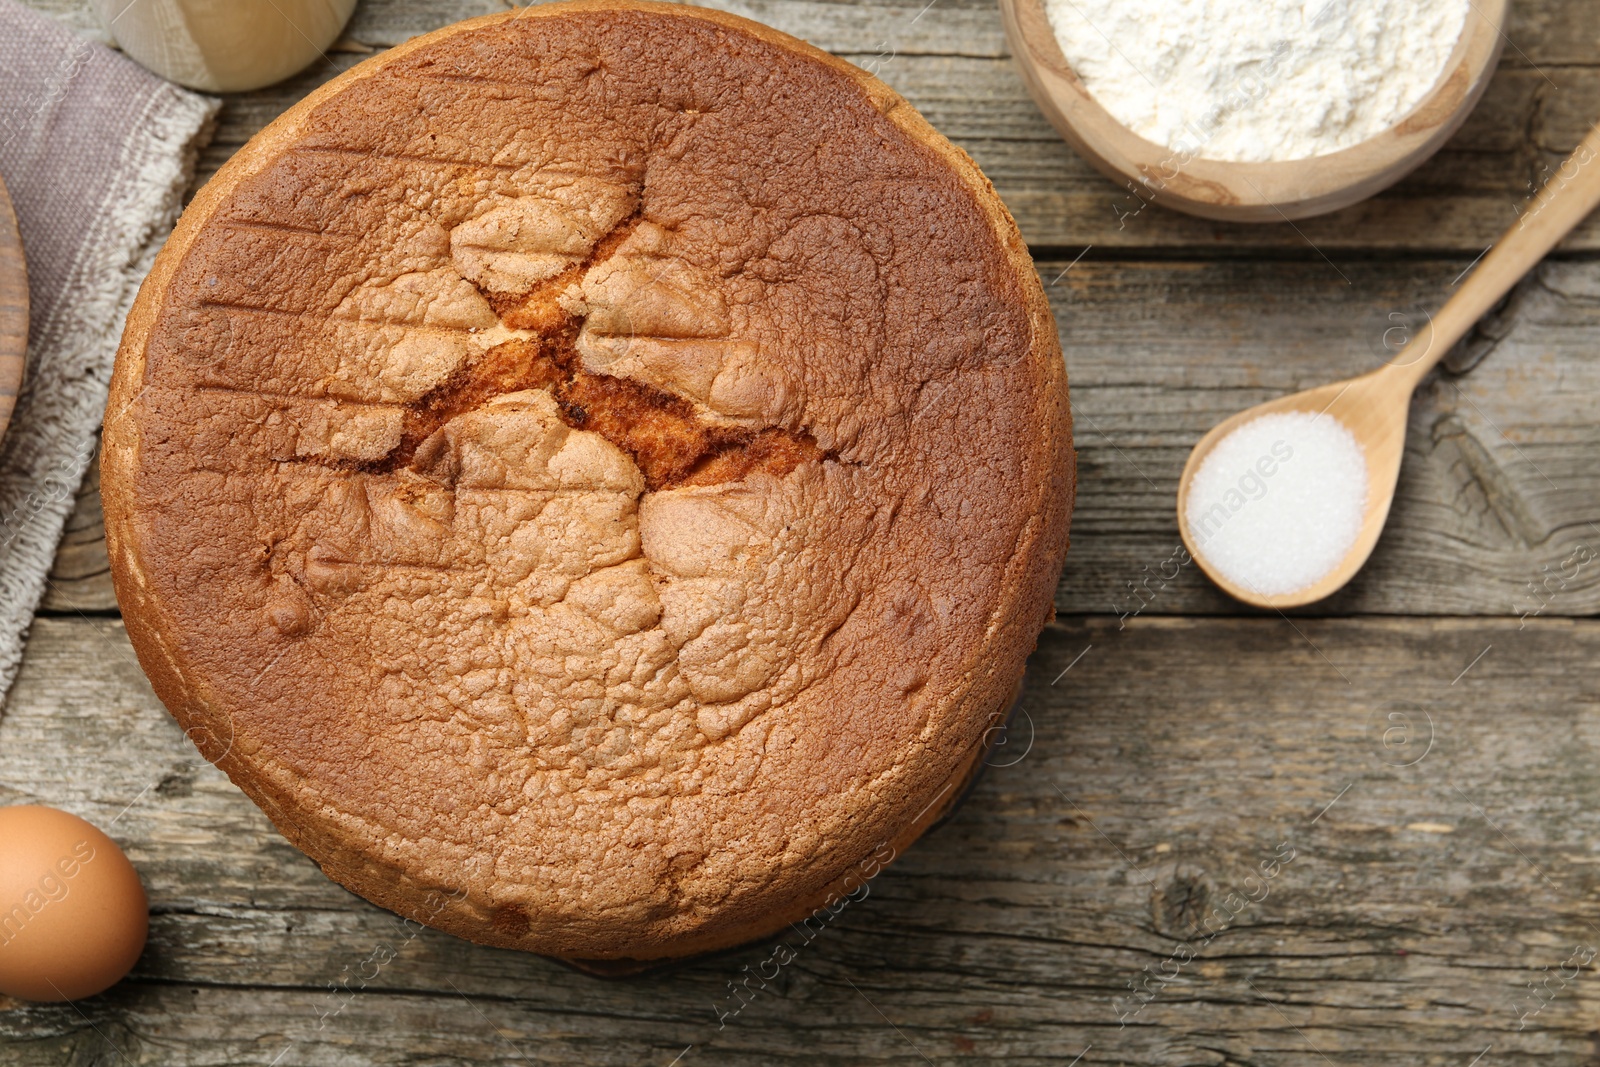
[103,0,1074,960]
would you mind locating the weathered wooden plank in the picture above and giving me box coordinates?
[38,447,112,614]
[4,616,1600,1064]
[44,254,1600,618]
[1049,254,1600,618]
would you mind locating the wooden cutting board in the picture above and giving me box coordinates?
[0,173,26,444]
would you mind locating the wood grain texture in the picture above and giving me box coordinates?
[0,176,26,447]
[1053,255,1600,619]
[1173,118,1600,610]
[6,0,1600,1064]
[39,444,111,614]
[4,617,1600,1065]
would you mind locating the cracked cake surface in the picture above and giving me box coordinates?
[102,0,1074,960]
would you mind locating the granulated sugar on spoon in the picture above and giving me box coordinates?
[1178,120,1600,608]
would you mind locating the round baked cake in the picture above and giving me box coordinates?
[104,0,1073,962]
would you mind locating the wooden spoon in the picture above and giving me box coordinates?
[1178,120,1600,609]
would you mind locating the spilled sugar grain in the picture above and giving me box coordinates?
[1185,411,1368,598]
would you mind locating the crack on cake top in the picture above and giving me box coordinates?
[364,200,826,491]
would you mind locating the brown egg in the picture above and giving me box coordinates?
[0,805,148,1001]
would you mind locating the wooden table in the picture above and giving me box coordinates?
[6,1,1600,1063]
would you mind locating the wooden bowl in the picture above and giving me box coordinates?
[998,0,1508,222]
[0,174,26,444]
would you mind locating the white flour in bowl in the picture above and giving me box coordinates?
[1041,0,1472,162]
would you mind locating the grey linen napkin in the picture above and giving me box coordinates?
[0,0,217,702]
